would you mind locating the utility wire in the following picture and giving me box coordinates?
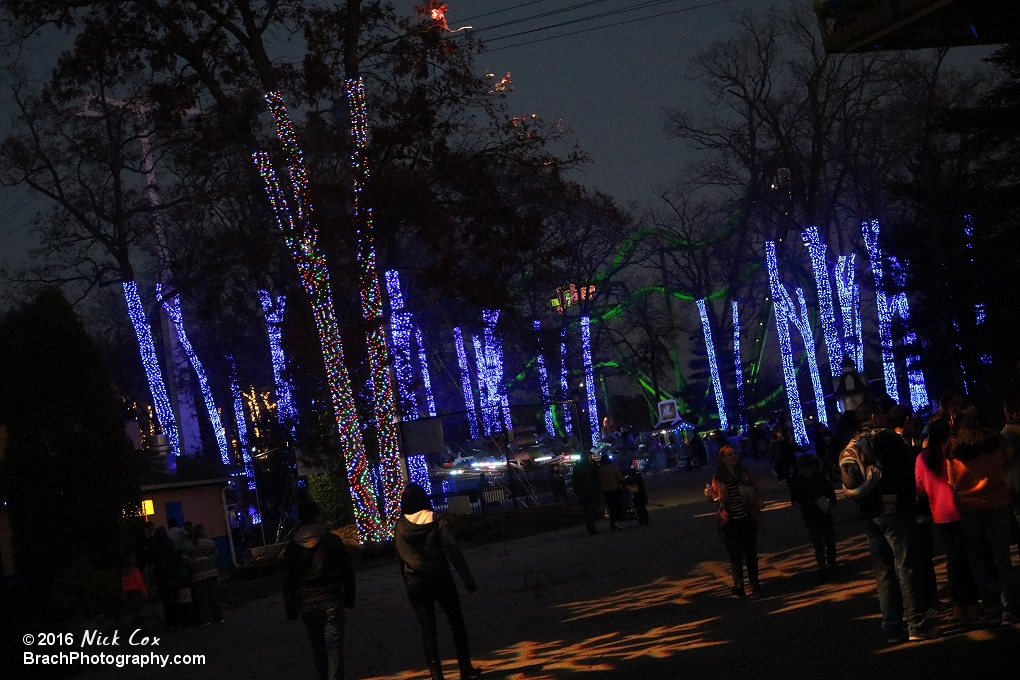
[454,0,560,24]
[481,0,737,52]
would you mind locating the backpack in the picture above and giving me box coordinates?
[838,430,882,500]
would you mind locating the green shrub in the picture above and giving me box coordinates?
[43,558,123,622]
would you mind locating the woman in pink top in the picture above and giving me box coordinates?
[946,406,1016,625]
[916,419,978,619]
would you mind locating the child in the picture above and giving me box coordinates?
[624,469,649,525]
[789,454,838,576]
[122,555,148,623]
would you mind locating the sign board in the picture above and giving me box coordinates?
[654,400,680,428]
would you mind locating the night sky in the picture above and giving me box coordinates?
[0,0,993,279]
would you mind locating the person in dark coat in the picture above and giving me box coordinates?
[149,527,181,628]
[789,454,838,575]
[571,451,602,534]
[282,502,356,680]
[624,469,649,526]
[395,483,482,680]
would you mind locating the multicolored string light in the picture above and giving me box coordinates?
[834,254,864,372]
[255,91,382,543]
[696,299,729,431]
[732,301,746,433]
[764,242,808,445]
[415,328,437,417]
[534,321,556,436]
[122,281,179,468]
[345,77,404,536]
[560,326,573,436]
[802,226,842,376]
[257,291,298,427]
[228,356,255,491]
[453,327,480,438]
[861,219,899,402]
[384,270,418,419]
[580,316,599,443]
[158,285,230,464]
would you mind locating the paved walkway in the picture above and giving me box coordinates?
[87,462,1020,679]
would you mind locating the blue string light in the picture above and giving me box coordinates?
[862,219,899,402]
[696,299,729,431]
[415,328,437,418]
[732,301,746,433]
[228,356,255,491]
[257,291,299,428]
[886,262,931,412]
[791,287,828,427]
[454,328,480,439]
[481,310,513,432]
[123,281,179,468]
[383,270,418,419]
[472,334,493,434]
[951,317,971,395]
[407,454,433,495]
[581,317,600,443]
[534,321,556,436]
[834,254,864,372]
[158,286,230,464]
[801,226,842,377]
[560,326,573,436]
[765,242,808,445]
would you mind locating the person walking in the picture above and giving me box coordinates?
[704,445,762,597]
[282,502,356,680]
[946,405,1018,625]
[571,451,602,534]
[789,454,838,577]
[598,454,626,531]
[845,402,939,642]
[395,483,482,680]
[150,526,181,628]
[183,524,223,626]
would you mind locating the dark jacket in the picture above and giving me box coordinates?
[281,524,356,620]
[790,472,837,528]
[394,512,475,591]
[571,459,601,499]
[150,536,180,589]
[855,428,916,518]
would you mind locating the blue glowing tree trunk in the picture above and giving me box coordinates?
[158,286,231,464]
[862,219,899,402]
[835,254,864,372]
[732,301,746,433]
[258,291,298,429]
[228,356,255,491]
[415,328,437,418]
[122,281,178,472]
[765,242,811,444]
[559,327,574,436]
[534,321,556,436]
[696,299,729,431]
[384,270,418,420]
[802,226,843,377]
[581,317,599,444]
[454,327,480,438]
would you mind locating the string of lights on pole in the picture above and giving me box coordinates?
[258,291,299,428]
[122,281,179,466]
[254,91,382,543]
[731,301,746,433]
[696,298,729,431]
[158,286,231,464]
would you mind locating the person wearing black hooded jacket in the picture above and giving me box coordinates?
[395,483,482,680]
[282,502,356,680]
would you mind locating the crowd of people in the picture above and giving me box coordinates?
[127,517,224,629]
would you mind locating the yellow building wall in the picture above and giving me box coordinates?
[142,485,229,539]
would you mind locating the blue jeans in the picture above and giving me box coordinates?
[863,511,926,636]
[191,577,222,625]
[301,606,345,680]
[959,505,1016,609]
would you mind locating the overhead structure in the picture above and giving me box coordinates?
[815,0,1020,53]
